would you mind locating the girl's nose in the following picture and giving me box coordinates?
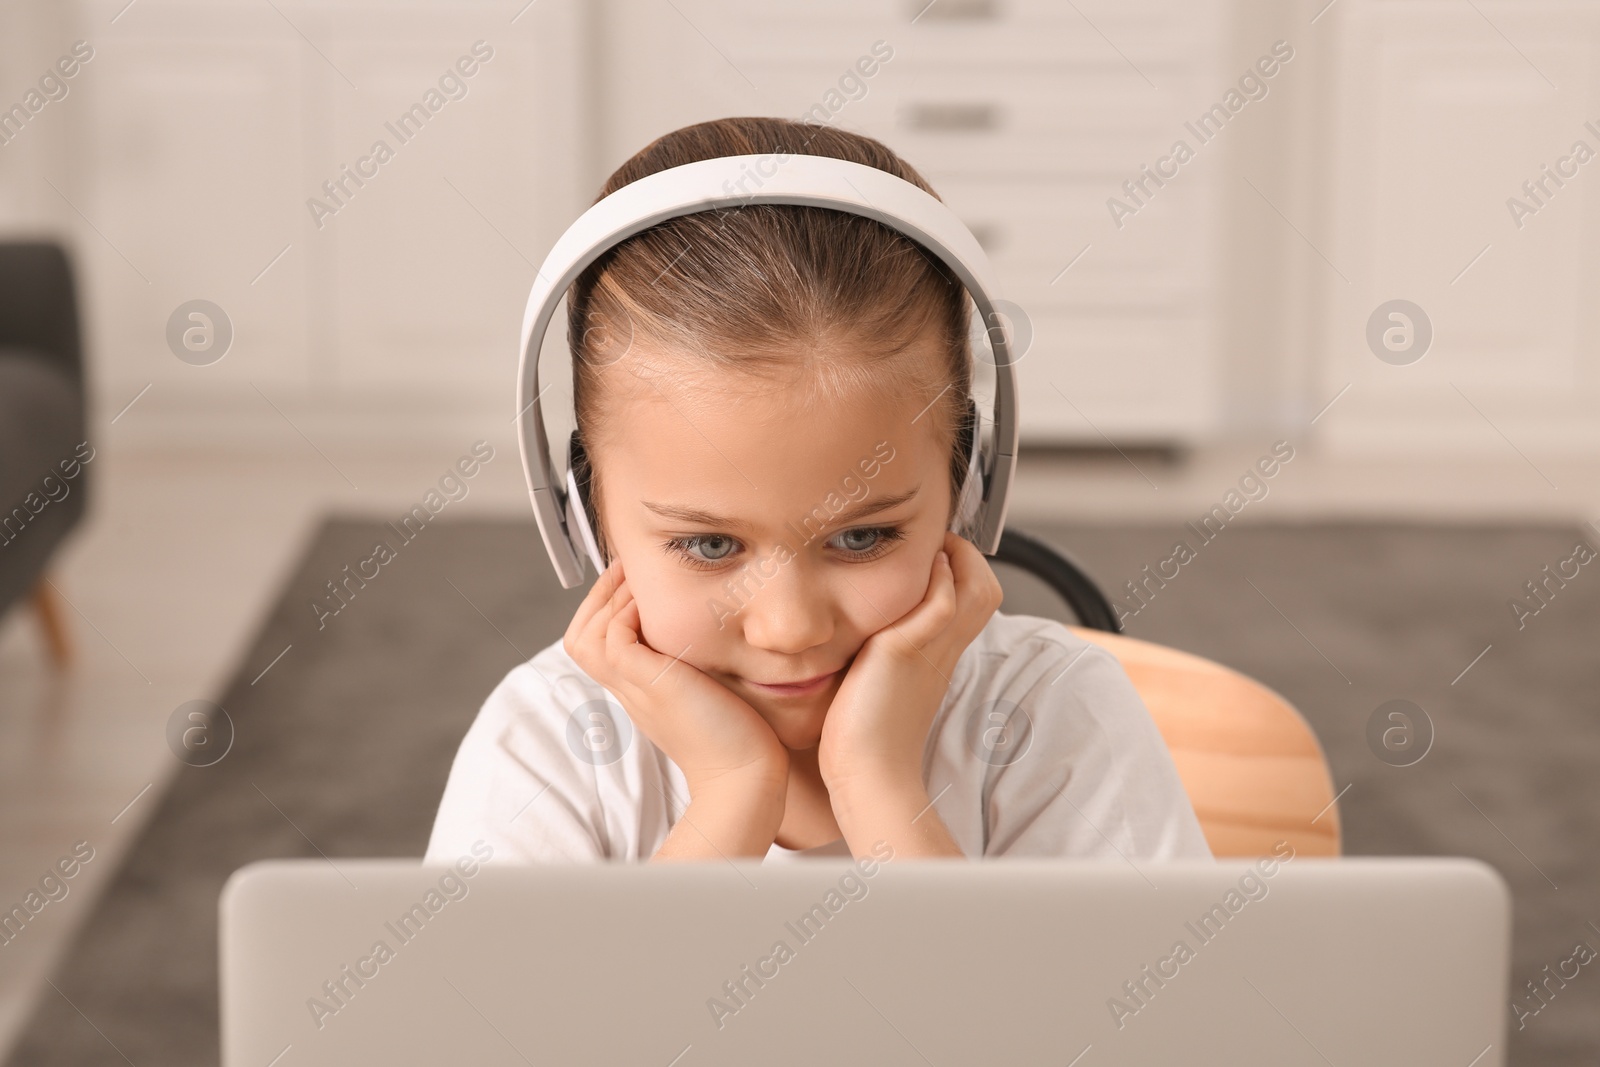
[737,561,835,655]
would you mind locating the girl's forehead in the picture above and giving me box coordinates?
[600,383,943,510]
[643,354,929,417]
[587,339,955,499]
[600,325,944,402]
[615,375,936,452]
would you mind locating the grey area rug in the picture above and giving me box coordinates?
[7,516,1598,1066]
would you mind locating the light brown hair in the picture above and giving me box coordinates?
[568,116,973,559]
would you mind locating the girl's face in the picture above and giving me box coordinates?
[591,349,956,753]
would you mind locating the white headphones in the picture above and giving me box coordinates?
[515,151,1019,590]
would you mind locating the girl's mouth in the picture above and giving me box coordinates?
[746,671,838,697]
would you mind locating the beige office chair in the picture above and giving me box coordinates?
[1070,626,1341,858]
[996,530,1343,859]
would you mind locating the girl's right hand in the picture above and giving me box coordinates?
[563,558,791,801]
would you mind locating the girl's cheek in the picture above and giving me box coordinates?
[631,572,713,653]
[843,555,930,631]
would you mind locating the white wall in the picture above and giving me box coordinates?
[0,2,81,246]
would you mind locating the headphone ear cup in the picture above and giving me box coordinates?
[564,431,607,575]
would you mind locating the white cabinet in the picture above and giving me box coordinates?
[1310,0,1600,457]
[595,0,1234,446]
[63,0,586,444]
[80,5,312,393]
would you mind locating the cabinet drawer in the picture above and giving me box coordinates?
[932,173,1214,281]
[751,65,1203,174]
[707,0,1224,74]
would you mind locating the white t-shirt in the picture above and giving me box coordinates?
[424,611,1213,864]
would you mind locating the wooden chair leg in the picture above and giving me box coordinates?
[31,577,72,667]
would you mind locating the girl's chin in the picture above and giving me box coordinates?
[776,730,824,753]
[750,704,827,750]
[712,673,834,748]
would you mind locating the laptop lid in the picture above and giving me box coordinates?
[220,855,1509,1066]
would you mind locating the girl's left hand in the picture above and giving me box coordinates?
[818,530,1004,792]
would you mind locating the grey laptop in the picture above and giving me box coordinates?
[220,855,1510,1066]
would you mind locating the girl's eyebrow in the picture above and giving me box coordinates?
[642,485,921,531]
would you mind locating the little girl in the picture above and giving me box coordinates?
[425,116,1212,864]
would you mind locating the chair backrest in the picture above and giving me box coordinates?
[993,528,1123,632]
[0,241,84,383]
[1068,626,1342,858]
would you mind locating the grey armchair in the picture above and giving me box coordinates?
[0,240,89,663]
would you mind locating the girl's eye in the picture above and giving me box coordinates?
[830,525,904,558]
[661,525,906,572]
[667,534,739,569]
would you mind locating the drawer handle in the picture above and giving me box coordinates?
[902,102,999,132]
[910,0,999,20]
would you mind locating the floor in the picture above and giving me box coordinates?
[1,435,1596,1059]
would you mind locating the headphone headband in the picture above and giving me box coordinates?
[516,151,1019,589]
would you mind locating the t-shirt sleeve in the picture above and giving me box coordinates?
[982,635,1214,862]
[424,659,613,864]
